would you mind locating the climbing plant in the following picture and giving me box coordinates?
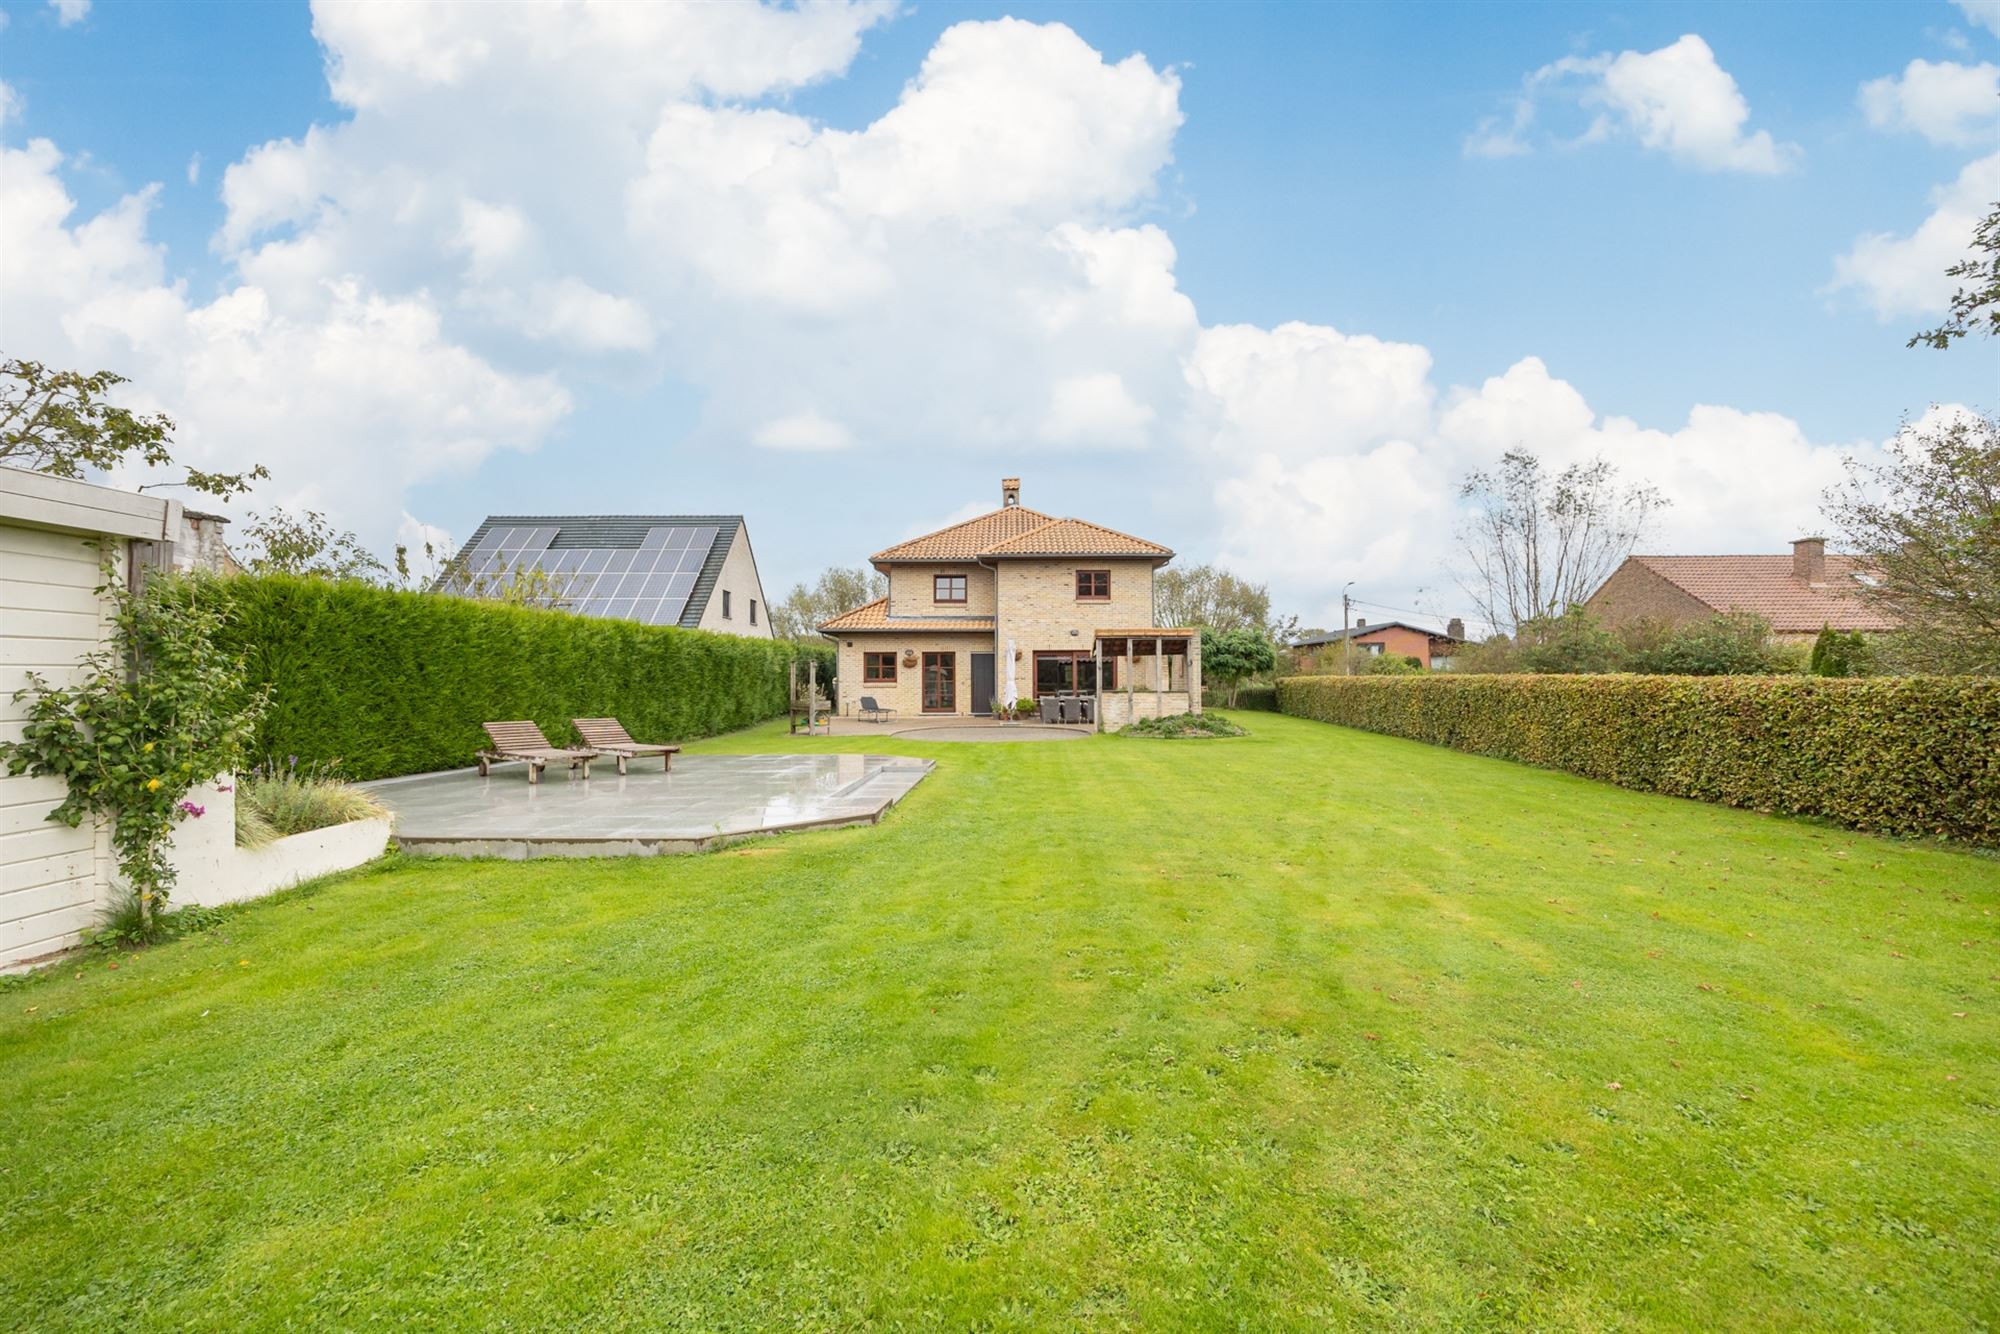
[0,553,268,936]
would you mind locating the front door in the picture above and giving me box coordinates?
[970,653,995,715]
[922,651,957,713]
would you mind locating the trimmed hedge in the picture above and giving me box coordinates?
[1203,685,1279,712]
[1277,674,2000,844]
[219,576,835,780]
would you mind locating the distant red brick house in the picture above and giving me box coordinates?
[1583,538,1897,641]
[1293,618,1466,670]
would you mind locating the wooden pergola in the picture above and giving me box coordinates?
[1092,627,1201,728]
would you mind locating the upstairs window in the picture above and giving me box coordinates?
[749,599,759,625]
[934,574,968,604]
[1075,569,1111,601]
[722,590,732,618]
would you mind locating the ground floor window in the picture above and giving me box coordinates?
[922,651,957,712]
[1033,651,1115,696]
[863,651,897,683]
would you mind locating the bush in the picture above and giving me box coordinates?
[239,765,388,838]
[1360,652,1424,675]
[1207,685,1278,711]
[1121,712,1248,738]
[1277,674,2000,844]
[1626,611,1778,676]
[1809,625,1871,677]
[219,575,829,780]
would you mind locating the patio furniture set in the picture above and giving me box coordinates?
[477,718,681,784]
[854,695,1093,726]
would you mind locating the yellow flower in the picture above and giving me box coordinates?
[145,778,161,791]
[143,742,155,753]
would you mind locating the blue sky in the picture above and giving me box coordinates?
[3,0,1994,628]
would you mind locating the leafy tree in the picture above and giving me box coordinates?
[1822,411,2000,674]
[1155,564,1273,634]
[1628,611,1776,676]
[769,566,887,641]
[238,508,388,581]
[1199,626,1276,706]
[1456,448,1665,637]
[1516,606,1625,674]
[1,357,266,498]
[1909,201,1999,350]
[0,564,267,936]
[1808,624,1869,677]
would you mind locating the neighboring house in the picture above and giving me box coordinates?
[1294,618,1466,670]
[447,514,772,638]
[1583,538,1897,641]
[0,467,227,967]
[819,478,1201,730]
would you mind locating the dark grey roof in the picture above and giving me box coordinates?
[451,514,743,628]
[1293,620,1451,648]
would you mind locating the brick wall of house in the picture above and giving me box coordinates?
[992,558,1156,676]
[887,564,997,617]
[1355,624,1435,666]
[834,632,994,716]
[1583,561,1714,629]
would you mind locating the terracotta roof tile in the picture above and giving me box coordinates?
[870,506,1172,563]
[979,516,1172,559]
[819,598,996,633]
[870,506,1057,562]
[1630,555,1898,633]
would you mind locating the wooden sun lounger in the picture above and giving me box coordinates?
[572,718,682,775]
[478,721,600,783]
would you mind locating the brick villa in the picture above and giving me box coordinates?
[1583,538,1898,640]
[819,479,1201,729]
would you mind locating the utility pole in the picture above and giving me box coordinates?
[1342,581,1355,677]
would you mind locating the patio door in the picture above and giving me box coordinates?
[922,651,957,713]
[970,653,995,715]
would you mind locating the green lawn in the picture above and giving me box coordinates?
[3,712,1997,1330]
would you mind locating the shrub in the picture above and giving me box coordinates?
[1359,652,1424,675]
[1809,625,1871,677]
[218,575,830,780]
[239,765,388,837]
[1277,674,2000,844]
[1122,712,1248,738]
[1626,611,1778,676]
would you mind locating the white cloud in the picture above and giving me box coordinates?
[1832,150,2000,318]
[1953,0,2000,37]
[752,412,852,452]
[1,137,569,537]
[1470,34,1798,173]
[48,0,90,27]
[0,80,19,130]
[185,152,202,185]
[1041,372,1154,446]
[1860,58,2000,147]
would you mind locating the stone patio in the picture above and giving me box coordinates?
[803,716,1092,741]
[360,753,934,858]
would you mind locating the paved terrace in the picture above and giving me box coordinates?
[360,753,934,858]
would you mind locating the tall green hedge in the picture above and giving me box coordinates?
[1277,674,2000,844]
[219,576,836,780]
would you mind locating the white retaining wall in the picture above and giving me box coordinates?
[164,779,391,908]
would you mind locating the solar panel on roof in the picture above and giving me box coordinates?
[442,516,732,627]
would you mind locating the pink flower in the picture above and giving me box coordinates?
[216,783,234,793]
[178,801,206,818]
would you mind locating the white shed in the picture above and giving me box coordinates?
[0,466,182,967]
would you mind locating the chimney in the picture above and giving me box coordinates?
[1356,618,1367,628]
[1792,536,1826,585]
[1446,617,1465,640]
[1001,477,1021,508]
